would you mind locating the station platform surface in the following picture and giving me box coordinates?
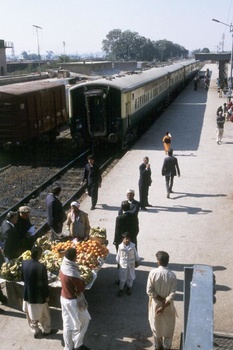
[0,63,233,350]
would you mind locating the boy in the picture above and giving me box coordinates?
[116,232,140,296]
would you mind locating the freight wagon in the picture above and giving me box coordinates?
[0,81,68,149]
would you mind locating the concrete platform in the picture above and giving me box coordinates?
[1,62,233,350]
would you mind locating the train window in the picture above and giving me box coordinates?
[20,103,25,110]
[135,99,137,109]
[132,93,134,101]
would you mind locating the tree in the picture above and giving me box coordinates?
[201,48,210,53]
[102,30,188,61]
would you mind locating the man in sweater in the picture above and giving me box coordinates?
[60,248,91,350]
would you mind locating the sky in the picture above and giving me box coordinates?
[1,0,233,57]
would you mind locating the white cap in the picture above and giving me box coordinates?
[71,201,80,208]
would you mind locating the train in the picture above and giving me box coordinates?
[0,80,68,149]
[69,59,202,148]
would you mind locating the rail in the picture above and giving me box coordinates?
[182,265,214,350]
[0,149,90,225]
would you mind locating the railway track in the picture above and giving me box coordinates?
[0,146,123,237]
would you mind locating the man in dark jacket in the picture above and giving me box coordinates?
[1,211,24,260]
[22,246,57,338]
[46,185,66,240]
[161,148,180,198]
[15,206,35,251]
[114,201,139,250]
[82,155,102,210]
[138,156,152,210]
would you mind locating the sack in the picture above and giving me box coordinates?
[77,293,88,311]
[230,114,233,122]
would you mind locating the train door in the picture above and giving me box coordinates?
[84,90,107,136]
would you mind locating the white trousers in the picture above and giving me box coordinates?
[61,296,91,350]
[22,300,51,336]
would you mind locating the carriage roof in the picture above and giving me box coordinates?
[69,60,197,93]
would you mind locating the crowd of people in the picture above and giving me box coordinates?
[0,147,181,349]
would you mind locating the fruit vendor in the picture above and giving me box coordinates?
[66,201,90,241]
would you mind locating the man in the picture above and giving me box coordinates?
[46,185,66,240]
[15,206,35,251]
[114,201,139,250]
[22,246,57,338]
[66,201,90,241]
[146,251,177,350]
[1,211,24,260]
[138,156,152,210]
[216,110,225,144]
[119,189,140,217]
[60,247,91,350]
[161,148,180,198]
[82,155,102,210]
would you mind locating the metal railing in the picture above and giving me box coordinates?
[182,265,214,350]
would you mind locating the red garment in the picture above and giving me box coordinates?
[60,270,85,299]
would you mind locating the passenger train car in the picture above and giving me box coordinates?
[69,59,201,148]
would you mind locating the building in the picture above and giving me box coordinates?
[0,40,14,76]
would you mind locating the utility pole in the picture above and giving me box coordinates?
[32,24,42,73]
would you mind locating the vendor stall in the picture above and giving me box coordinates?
[0,227,108,309]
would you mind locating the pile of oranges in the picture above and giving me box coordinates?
[51,239,109,270]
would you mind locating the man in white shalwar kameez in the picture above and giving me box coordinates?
[60,247,91,350]
[146,251,177,350]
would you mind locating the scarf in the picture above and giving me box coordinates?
[60,257,81,278]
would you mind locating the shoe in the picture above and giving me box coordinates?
[80,345,91,350]
[42,328,58,336]
[117,289,123,297]
[146,204,153,207]
[141,207,147,210]
[170,190,174,193]
[127,287,131,295]
[0,308,5,314]
[90,206,95,210]
[115,279,120,286]
[0,295,8,304]
[167,193,170,198]
[34,331,41,339]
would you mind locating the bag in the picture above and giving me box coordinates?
[77,293,88,311]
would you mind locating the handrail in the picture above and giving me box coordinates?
[183,265,214,350]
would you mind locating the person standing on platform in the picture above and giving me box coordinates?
[46,185,66,240]
[161,148,180,198]
[1,211,24,260]
[60,247,91,350]
[216,111,225,144]
[147,251,177,350]
[15,206,35,251]
[119,189,140,216]
[82,155,102,210]
[162,132,172,155]
[116,232,140,297]
[22,246,57,338]
[114,201,139,251]
[66,201,90,241]
[138,156,152,210]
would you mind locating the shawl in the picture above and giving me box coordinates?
[60,256,81,278]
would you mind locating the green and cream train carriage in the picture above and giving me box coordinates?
[69,60,201,148]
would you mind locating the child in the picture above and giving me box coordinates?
[116,232,140,296]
